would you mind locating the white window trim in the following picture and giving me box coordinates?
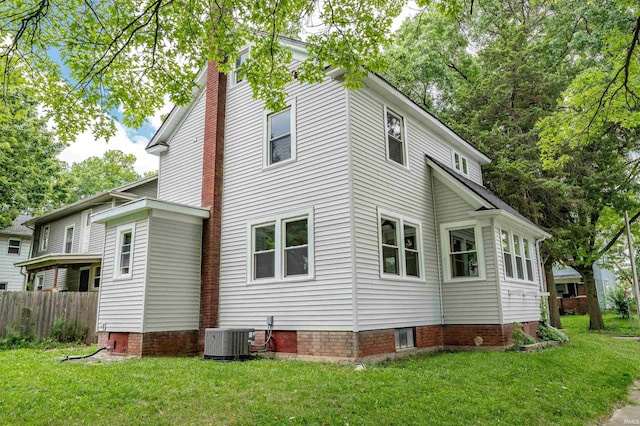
[377,208,424,281]
[383,105,410,170]
[440,220,485,283]
[499,228,535,283]
[263,99,297,169]
[64,225,75,254]
[7,238,21,255]
[35,273,44,291]
[246,208,314,284]
[452,151,470,177]
[114,223,136,280]
[92,265,101,289]
[40,225,50,251]
[230,49,250,87]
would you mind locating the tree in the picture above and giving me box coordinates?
[385,0,640,329]
[0,88,65,229]
[55,150,142,205]
[0,0,408,143]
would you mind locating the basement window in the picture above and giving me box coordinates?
[0,282,7,291]
[395,328,415,349]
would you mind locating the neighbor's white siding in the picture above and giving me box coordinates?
[495,227,542,323]
[123,179,158,199]
[350,88,442,330]
[217,70,354,331]
[0,235,30,290]
[157,90,206,206]
[434,180,501,324]
[143,215,201,332]
[97,215,149,332]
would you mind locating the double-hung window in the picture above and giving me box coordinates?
[7,238,21,255]
[453,152,469,177]
[115,224,135,279]
[233,50,249,85]
[379,209,423,279]
[64,225,74,253]
[40,225,50,251]
[265,101,296,167]
[249,210,313,282]
[501,230,534,282]
[385,107,407,166]
[441,222,484,281]
[93,266,101,289]
[501,230,514,278]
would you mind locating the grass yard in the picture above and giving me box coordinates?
[562,311,640,336]
[1,315,639,425]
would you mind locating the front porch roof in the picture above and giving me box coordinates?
[15,253,103,272]
[426,155,551,239]
[91,197,210,224]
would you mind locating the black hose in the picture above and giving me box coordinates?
[60,347,108,362]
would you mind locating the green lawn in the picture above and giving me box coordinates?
[1,316,639,425]
[562,311,640,336]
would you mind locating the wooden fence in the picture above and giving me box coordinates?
[0,291,99,344]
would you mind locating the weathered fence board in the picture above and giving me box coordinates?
[0,291,98,344]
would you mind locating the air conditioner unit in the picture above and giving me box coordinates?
[204,328,254,361]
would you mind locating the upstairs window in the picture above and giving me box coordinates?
[378,209,423,280]
[249,210,313,282]
[233,50,249,84]
[64,225,74,253]
[264,101,296,167]
[385,107,407,166]
[115,224,135,279]
[40,225,50,251]
[453,152,469,177]
[7,238,21,255]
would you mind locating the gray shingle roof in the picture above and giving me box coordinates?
[0,214,33,237]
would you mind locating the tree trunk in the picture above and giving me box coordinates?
[543,261,562,328]
[575,264,605,330]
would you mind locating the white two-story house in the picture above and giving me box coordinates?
[88,38,549,359]
[15,176,158,293]
[0,215,32,291]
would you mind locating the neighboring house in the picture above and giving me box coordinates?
[554,261,617,315]
[78,39,549,359]
[0,215,32,291]
[15,176,158,293]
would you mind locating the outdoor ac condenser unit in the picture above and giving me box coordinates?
[204,328,254,361]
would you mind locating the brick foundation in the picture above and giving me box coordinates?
[442,321,539,348]
[97,331,198,357]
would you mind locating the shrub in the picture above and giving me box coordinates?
[605,284,635,319]
[538,323,569,343]
[48,317,89,344]
[511,323,536,348]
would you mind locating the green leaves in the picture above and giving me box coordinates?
[0,0,407,140]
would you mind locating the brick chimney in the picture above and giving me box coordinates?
[199,61,227,350]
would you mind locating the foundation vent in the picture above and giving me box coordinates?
[204,328,254,361]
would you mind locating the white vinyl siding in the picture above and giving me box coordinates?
[123,179,158,198]
[144,216,202,332]
[433,180,500,324]
[97,216,149,332]
[350,88,441,330]
[0,235,31,290]
[218,69,354,331]
[496,227,542,323]
[157,89,206,206]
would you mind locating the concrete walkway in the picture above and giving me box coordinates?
[604,380,640,425]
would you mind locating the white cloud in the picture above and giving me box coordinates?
[58,121,159,175]
[148,95,174,130]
